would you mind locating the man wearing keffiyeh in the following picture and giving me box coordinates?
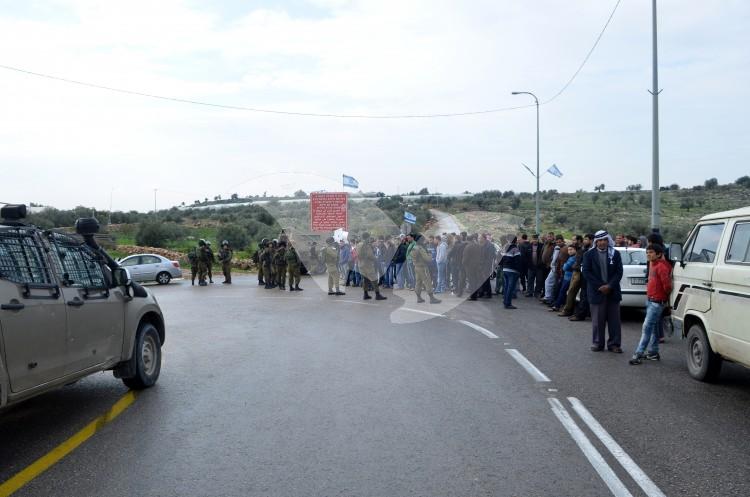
[582,230,625,353]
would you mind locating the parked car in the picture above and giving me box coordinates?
[616,247,648,308]
[118,254,182,284]
[669,206,750,381]
[0,205,165,410]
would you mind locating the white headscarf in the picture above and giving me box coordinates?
[594,230,615,261]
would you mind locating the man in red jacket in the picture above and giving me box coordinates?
[629,244,673,365]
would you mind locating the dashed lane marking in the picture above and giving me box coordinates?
[0,391,138,497]
[505,349,551,382]
[398,308,445,318]
[457,320,499,339]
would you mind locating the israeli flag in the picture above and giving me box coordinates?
[547,164,563,178]
[404,211,417,225]
[343,174,359,189]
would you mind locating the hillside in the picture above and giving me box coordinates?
[414,183,750,242]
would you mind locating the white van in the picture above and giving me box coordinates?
[669,206,750,381]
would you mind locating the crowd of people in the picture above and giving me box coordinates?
[317,228,671,364]
[192,226,671,366]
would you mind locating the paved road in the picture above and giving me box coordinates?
[2,275,749,497]
[429,209,464,235]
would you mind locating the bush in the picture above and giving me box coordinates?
[216,224,251,250]
[736,176,750,188]
[704,178,719,189]
[135,221,185,248]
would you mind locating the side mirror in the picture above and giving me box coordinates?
[669,243,683,264]
[113,267,132,287]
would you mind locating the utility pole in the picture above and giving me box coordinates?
[650,0,661,233]
[154,188,158,218]
[512,91,540,234]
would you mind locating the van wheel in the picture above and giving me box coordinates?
[686,323,722,382]
[156,272,171,285]
[123,323,162,389]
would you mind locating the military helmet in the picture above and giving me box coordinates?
[326,236,335,245]
[260,238,268,246]
[198,239,206,246]
[221,240,229,246]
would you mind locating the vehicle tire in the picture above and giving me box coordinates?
[686,322,722,382]
[156,272,172,285]
[123,323,162,390]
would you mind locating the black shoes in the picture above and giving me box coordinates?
[645,352,661,361]
[328,291,336,295]
[375,293,387,301]
[590,346,604,352]
[629,354,643,365]
[505,305,517,309]
[429,296,441,304]
[335,291,346,296]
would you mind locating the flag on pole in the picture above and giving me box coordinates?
[404,211,417,225]
[343,174,359,189]
[547,164,563,178]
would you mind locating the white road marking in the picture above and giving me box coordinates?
[399,308,445,318]
[505,349,551,382]
[331,300,377,306]
[458,320,498,339]
[548,398,634,497]
[568,397,667,497]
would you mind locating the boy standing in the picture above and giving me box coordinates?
[630,244,672,365]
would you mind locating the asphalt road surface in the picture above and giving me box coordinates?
[2,274,749,497]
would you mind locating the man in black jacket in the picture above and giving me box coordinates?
[524,234,543,297]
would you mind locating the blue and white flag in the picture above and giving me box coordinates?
[404,211,417,225]
[343,174,359,189]
[547,164,563,178]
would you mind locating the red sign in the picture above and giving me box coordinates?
[310,192,348,232]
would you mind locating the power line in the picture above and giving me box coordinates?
[542,0,622,105]
[0,63,534,118]
[0,1,621,118]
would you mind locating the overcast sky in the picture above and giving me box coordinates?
[1,0,748,212]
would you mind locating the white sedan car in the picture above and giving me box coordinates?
[617,247,648,308]
[118,254,183,284]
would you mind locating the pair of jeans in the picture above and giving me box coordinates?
[436,261,448,292]
[503,271,519,307]
[554,278,571,308]
[526,266,537,296]
[393,262,405,288]
[635,301,664,355]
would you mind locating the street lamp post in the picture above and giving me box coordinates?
[512,91,540,234]
[649,0,661,233]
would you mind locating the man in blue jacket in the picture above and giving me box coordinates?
[582,230,624,353]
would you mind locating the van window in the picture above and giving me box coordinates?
[686,223,724,263]
[726,222,750,264]
[0,228,55,285]
[46,232,107,288]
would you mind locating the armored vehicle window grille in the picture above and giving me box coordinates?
[45,232,107,289]
[0,228,55,285]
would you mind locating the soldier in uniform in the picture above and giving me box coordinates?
[187,247,199,286]
[205,241,215,283]
[197,239,210,286]
[261,240,275,289]
[218,240,233,284]
[274,241,288,290]
[462,234,482,300]
[323,237,344,295]
[285,242,303,291]
[356,232,386,301]
[255,238,268,286]
[412,234,441,304]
